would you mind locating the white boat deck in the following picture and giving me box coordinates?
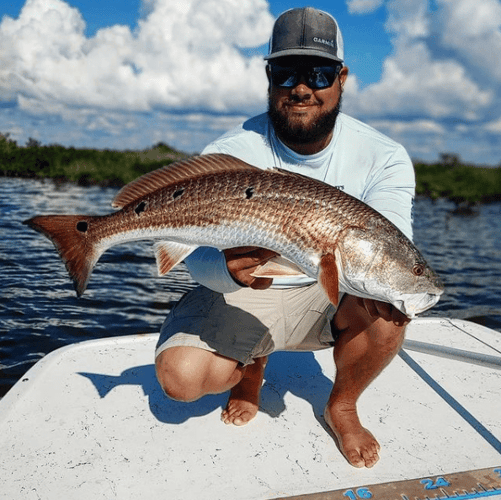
[0,318,500,499]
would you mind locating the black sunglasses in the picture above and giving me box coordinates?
[269,63,342,90]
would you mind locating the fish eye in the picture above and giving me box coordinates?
[412,263,425,276]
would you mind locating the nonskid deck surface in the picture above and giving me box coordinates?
[0,318,500,499]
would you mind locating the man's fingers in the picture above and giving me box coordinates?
[357,297,379,318]
[358,298,410,325]
[391,306,411,326]
[373,300,394,321]
[224,247,279,288]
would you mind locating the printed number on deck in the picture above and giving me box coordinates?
[420,477,451,490]
[343,488,373,499]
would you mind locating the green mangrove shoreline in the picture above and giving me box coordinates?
[414,156,501,205]
[1,134,500,205]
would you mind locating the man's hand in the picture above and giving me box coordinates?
[357,298,410,326]
[224,247,279,290]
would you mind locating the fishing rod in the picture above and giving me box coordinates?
[402,339,501,370]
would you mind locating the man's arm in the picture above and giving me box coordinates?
[184,246,277,293]
[223,247,278,290]
[362,145,415,241]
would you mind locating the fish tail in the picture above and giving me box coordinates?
[23,214,104,296]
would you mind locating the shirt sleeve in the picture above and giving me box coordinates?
[362,145,415,241]
[201,143,222,155]
[184,247,243,293]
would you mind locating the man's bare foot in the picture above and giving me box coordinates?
[324,402,381,468]
[221,357,267,426]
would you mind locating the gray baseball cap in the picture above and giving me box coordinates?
[265,7,344,63]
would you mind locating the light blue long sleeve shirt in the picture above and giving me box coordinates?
[185,112,415,293]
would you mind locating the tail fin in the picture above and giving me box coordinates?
[23,215,104,296]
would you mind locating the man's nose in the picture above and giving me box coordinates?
[291,76,313,99]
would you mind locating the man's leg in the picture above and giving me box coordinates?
[324,295,408,468]
[155,346,267,425]
[156,346,244,401]
[221,356,268,425]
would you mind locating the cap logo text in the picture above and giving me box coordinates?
[313,37,336,48]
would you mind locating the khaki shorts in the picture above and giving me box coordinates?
[155,284,339,365]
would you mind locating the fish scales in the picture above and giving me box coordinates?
[135,170,325,254]
[23,153,443,316]
[124,162,352,255]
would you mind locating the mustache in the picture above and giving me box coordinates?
[284,95,320,106]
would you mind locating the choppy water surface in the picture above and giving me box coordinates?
[1,177,501,395]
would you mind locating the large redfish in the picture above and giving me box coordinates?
[24,153,443,317]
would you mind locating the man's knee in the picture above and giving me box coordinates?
[155,347,207,402]
[371,319,406,354]
[333,295,407,349]
[155,346,241,402]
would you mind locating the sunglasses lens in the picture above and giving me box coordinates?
[270,65,340,89]
[309,67,337,88]
[270,67,298,88]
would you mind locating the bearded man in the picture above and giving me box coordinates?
[155,7,415,469]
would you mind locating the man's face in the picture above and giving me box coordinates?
[267,56,348,150]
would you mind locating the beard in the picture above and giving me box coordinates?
[268,93,342,146]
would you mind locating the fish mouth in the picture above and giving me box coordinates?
[392,291,443,319]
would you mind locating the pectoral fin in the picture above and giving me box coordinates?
[319,253,340,306]
[153,241,197,276]
[250,256,306,278]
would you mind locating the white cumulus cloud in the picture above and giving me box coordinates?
[437,0,501,82]
[343,0,501,163]
[2,0,501,163]
[0,0,274,116]
[346,0,384,14]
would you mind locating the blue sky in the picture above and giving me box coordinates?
[1,0,501,165]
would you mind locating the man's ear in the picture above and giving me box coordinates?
[339,66,349,89]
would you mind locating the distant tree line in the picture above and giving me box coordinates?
[414,153,501,205]
[0,133,186,187]
[1,133,501,205]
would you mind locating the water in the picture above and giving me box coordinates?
[1,177,501,396]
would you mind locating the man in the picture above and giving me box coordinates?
[155,7,415,469]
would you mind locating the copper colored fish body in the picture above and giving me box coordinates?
[24,153,443,317]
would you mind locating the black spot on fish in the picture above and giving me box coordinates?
[245,187,254,199]
[135,201,147,215]
[76,221,88,232]
[173,188,185,200]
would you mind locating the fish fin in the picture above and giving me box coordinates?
[23,215,104,296]
[250,256,306,278]
[112,154,261,208]
[153,241,197,276]
[319,253,340,306]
